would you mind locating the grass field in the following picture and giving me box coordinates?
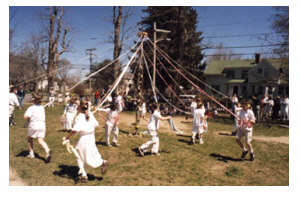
[9,104,289,186]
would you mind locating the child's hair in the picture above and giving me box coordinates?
[196,102,203,109]
[110,102,118,111]
[150,103,159,113]
[79,101,90,121]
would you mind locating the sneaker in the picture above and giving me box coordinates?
[106,143,112,147]
[138,147,144,157]
[26,154,35,159]
[112,142,120,147]
[151,152,160,156]
[46,149,53,163]
[241,150,248,158]
[191,137,195,145]
[199,139,204,144]
[101,160,108,175]
[250,153,255,161]
[77,175,88,183]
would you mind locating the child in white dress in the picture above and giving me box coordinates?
[24,93,52,162]
[65,101,108,182]
[191,102,206,144]
[97,103,120,147]
[63,98,78,132]
[138,104,171,156]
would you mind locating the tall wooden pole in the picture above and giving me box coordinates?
[153,22,157,97]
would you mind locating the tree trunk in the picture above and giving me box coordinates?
[113,6,123,81]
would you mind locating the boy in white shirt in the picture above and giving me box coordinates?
[138,104,171,156]
[97,103,121,147]
[191,102,206,144]
[236,101,256,161]
[62,98,78,132]
[232,103,242,136]
[24,93,52,162]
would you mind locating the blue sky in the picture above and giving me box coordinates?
[9,6,281,72]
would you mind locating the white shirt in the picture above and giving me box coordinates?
[9,93,19,107]
[139,102,146,114]
[98,108,120,126]
[238,109,255,131]
[72,112,99,136]
[147,110,162,131]
[24,104,45,130]
[49,90,55,97]
[231,96,238,103]
[190,101,197,115]
[235,106,242,117]
[193,107,205,127]
[64,103,78,114]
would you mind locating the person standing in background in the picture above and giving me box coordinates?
[9,87,21,126]
[48,87,55,107]
[17,85,26,108]
[94,89,100,106]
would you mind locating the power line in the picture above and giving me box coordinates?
[203,32,279,39]
[204,43,287,50]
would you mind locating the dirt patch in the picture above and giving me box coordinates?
[254,136,289,144]
[9,168,27,186]
[215,130,289,144]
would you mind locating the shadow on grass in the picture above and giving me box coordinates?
[53,165,103,184]
[209,153,243,163]
[58,129,71,133]
[131,148,171,157]
[218,132,234,136]
[16,150,47,163]
[180,121,193,124]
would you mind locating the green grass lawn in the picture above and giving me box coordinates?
[9,104,289,186]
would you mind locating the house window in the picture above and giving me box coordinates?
[258,86,263,94]
[242,70,248,79]
[226,70,235,79]
[278,86,284,95]
[212,85,220,91]
[268,86,273,95]
[258,68,264,74]
[252,85,255,94]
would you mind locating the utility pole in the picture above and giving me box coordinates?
[86,48,96,97]
[153,22,171,99]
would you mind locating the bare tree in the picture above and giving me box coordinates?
[57,58,72,84]
[46,6,70,90]
[207,43,243,62]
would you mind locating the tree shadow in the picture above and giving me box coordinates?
[16,150,47,163]
[53,165,103,184]
[218,132,234,136]
[180,121,193,124]
[209,153,243,163]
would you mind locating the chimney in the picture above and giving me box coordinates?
[255,53,261,64]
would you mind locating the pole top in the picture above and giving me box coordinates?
[137,32,148,38]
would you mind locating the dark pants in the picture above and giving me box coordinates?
[94,98,99,106]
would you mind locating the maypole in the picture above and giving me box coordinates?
[133,32,147,137]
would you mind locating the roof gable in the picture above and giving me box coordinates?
[204,59,254,75]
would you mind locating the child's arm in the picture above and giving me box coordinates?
[65,131,76,140]
[159,116,171,121]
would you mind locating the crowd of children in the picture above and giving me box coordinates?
[9,84,265,183]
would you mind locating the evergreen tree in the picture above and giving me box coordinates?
[138,6,206,101]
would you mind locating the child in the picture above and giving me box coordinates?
[191,102,206,144]
[48,87,55,107]
[85,97,92,111]
[138,99,147,119]
[114,92,125,112]
[62,98,78,132]
[138,103,171,156]
[232,103,242,136]
[24,93,52,162]
[97,103,121,147]
[236,101,256,161]
[65,91,70,106]
[58,92,63,107]
[64,101,108,182]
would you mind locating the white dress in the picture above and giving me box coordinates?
[72,112,104,168]
[64,103,78,130]
[24,104,46,138]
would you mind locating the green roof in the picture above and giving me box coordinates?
[226,79,246,84]
[204,59,254,75]
[204,58,288,75]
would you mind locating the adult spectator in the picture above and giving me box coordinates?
[94,89,100,106]
[231,94,238,113]
[272,96,281,122]
[280,95,289,121]
[17,85,26,108]
[251,94,260,122]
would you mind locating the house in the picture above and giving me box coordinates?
[203,54,289,99]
